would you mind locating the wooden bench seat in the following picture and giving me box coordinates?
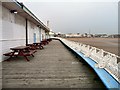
[3,46,37,61]
[3,52,14,56]
[3,50,37,61]
[24,50,37,57]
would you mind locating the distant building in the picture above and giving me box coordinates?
[93,34,108,38]
[108,34,120,38]
[49,31,55,38]
[65,33,82,38]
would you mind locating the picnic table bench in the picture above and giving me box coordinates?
[3,52,15,56]
[3,46,37,61]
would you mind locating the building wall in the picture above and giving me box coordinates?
[0,2,2,88]
[45,32,49,39]
[1,5,26,61]
[1,3,47,61]
[0,2,2,89]
[118,1,120,34]
[28,21,40,44]
[0,2,2,61]
[39,28,42,42]
[41,29,46,40]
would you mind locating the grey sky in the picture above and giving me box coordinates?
[18,0,118,34]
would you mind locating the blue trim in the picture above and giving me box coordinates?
[60,40,119,89]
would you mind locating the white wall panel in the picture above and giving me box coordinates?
[2,20,14,40]
[1,5,26,61]
[41,29,45,40]
[0,3,2,88]
[34,27,40,42]
[28,21,34,44]
[28,21,41,44]
[0,2,2,62]
[13,14,26,40]
[0,1,2,40]
[13,23,26,39]
[39,28,41,42]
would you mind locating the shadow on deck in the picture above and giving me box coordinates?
[2,40,106,88]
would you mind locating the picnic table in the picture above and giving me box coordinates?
[47,38,52,42]
[41,40,49,45]
[26,44,36,50]
[3,46,36,61]
[33,42,44,49]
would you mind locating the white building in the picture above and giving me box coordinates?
[49,31,55,38]
[0,0,50,61]
[65,33,82,38]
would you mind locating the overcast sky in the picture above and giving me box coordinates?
[18,0,119,34]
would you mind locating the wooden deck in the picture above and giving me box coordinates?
[2,40,105,88]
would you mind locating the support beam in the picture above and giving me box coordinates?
[26,19,28,45]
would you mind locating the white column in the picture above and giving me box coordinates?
[41,29,43,41]
[0,1,2,62]
[39,28,42,42]
[0,1,2,89]
[46,32,47,39]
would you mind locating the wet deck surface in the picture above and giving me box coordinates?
[2,40,105,88]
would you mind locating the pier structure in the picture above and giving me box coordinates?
[0,0,119,89]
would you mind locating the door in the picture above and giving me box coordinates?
[34,33,36,43]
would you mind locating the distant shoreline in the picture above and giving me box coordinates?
[66,37,119,56]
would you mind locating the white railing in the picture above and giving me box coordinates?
[54,37,120,83]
